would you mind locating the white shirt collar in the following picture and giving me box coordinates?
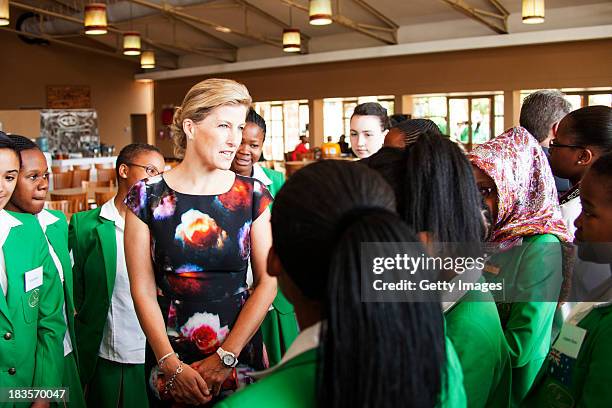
[0,209,22,247]
[251,321,320,379]
[99,197,124,231]
[36,209,60,232]
[251,163,272,186]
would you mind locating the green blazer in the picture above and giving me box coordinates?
[42,209,78,362]
[260,167,285,199]
[445,283,512,408]
[522,302,612,407]
[256,166,300,366]
[484,234,563,407]
[68,206,117,385]
[216,338,466,408]
[0,211,65,393]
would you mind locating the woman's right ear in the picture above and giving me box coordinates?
[266,246,283,278]
[183,119,195,141]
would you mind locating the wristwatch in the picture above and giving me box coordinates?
[216,347,239,368]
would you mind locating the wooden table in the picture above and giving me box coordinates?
[47,186,117,201]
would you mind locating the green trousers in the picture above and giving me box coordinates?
[85,358,147,408]
[260,289,300,367]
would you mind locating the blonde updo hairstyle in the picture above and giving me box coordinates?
[171,78,252,158]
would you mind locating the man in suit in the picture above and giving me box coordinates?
[520,90,573,196]
[69,143,164,407]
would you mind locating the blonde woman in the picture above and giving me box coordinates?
[125,79,277,406]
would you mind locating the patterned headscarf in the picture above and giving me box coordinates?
[468,127,571,247]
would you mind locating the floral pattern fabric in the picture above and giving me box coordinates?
[468,126,570,248]
[125,174,273,403]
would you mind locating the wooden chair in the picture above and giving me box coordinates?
[50,192,88,213]
[95,163,114,170]
[51,165,71,174]
[95,190,116,207]
[96,168,116,185]
[52,171,73,189]
[285,161,314,178]
[82,180,113,189]
[72,168,91,188]
[44,200,71,215]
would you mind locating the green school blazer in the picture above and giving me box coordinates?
[68,207,116,385]
[0,211,65,394]
[445,284,512,408]
[260,167,285,199]
[258,167,300,366]
[216,338,466,408]
[522,302,612,408]
[43,209,78,362]
[484,234,563,407]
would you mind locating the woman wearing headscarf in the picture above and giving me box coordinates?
[469,127,572,407]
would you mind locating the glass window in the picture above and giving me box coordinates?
[413,96,448,134]
[588,94,612,107]
[449,98,469,143]
[323,99,343,140]
[255,100,309,161]
[494,94,505,137]
[565,95,582,111]
[471,98,491,144]
[343,99,357,137]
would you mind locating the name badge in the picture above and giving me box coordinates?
[553,323,587,359]
[25,266,43,292]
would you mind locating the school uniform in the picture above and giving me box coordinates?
[483,234,563,407]
[216,322,467,408]
[0,209,65,405]
[69,200,147,408]
[445,277,512,408]
[522,301,612,407]
[37,209,86,408]
[252,164,300,367]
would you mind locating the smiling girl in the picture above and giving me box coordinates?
[0,132,65,407]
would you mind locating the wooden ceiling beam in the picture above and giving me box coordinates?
[352,0,398,29]
[127,0,282,48]
[280,0,396,44]
[439,0,508,34]
[9,1,182,58]
[0,25,177,69]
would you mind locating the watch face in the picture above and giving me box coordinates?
[223,354,236,366]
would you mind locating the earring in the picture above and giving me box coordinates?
[577,160,583,164]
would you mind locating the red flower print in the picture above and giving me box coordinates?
[180,312,230,354]
[174,209,227,249]
[217,179,251,211]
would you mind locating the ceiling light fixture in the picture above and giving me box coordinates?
[522,0,545,24]
[140,50,155,69]
[309,0,332,26]
[123,32,141,55]
[283,29,301,52]
[0,0,10,26]
[84,3,108,35]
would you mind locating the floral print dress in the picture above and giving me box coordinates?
[125,174,273,404]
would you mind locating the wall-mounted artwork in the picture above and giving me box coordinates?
[41,109,99,153]
[46,85,91,109]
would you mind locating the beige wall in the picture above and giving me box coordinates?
[0,31,152,152]
[153,38,612,156]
